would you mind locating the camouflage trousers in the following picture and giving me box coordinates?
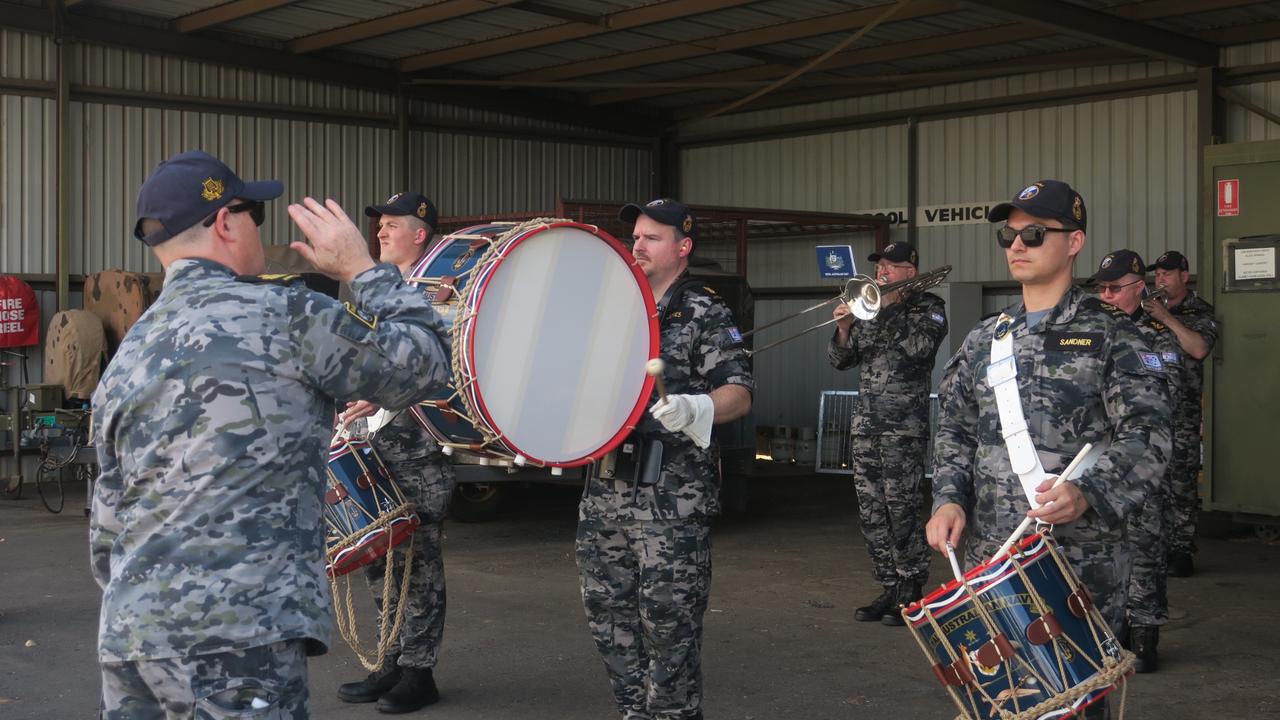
[1166,445,1202,557]
[576,517,712,720]
[1126,473,1169,626]
[100,640,308,720]
[850,434,930,588]
[360,436,454,670]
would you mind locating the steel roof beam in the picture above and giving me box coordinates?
[290,0,526,54]
[671,47,1137,120]
[958,0,1218,66]
[587,0,1252,107]
[398,0,759,72]
[507,0,958,82]
[172,0,299,34]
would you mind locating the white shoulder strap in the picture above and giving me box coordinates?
[988,313,1052,508]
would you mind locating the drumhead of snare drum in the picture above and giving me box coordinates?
[461,224,656,467]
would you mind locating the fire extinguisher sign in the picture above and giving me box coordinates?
[1218,179,1240,217]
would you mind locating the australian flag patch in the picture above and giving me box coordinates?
[1138,351,1165,372]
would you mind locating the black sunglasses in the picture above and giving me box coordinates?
[995,224,1076,249]
[203,201,266,228]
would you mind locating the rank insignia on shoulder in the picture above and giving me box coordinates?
[1138,351,1165,372]
[343,302,378,330]
[237,273,301,285]
[702,285,720,297]
[930,311,946,325]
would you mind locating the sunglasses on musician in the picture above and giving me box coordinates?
[203,200,266,228]
[995,224,1077,249]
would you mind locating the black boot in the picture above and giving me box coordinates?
[883,580,923,627]
[337,660,403,703]
[1131,625,1159,674]
[376,667,440,714]
[1168,552,1194,578]
[854,586,897,622]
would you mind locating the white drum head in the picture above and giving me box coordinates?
[463,225,655,466]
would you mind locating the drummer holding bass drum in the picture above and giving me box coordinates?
[334,192,457,714]
[577,198,752,720]
[926,180,1171,718]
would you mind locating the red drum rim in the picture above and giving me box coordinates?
[461,221,658,468]
[326,513,420,578]
[903,533,1051,624]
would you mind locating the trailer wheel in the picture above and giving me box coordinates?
[450,482,505,522]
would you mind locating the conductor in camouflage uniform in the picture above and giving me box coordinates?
[577,198,753,720]
[336,192,456,714]
[1143,250,1219,578]
[827,241,948,625]
[1091,249,1188,673]
[91,151,451,719]
[926,181,1172,707]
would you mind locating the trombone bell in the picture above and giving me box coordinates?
[844,277,881,321]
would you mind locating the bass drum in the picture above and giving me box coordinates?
[407,219,657,468]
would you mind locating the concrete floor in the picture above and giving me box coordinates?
[1,474,1277,720]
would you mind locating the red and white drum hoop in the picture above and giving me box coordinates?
[415,219,658,468]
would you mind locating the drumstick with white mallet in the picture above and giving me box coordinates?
[646,358,668,404]
[992,442,1095,561]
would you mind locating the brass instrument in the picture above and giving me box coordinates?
[1146,285,1170,306]
[742,265,953,356]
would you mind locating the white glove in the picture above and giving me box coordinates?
[650,393,715,449]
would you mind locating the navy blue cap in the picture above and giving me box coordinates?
[989,180,1087,232]
[620,198,697,243]
[1092,249,1146,282]
[868,241,918,267]
[1151,250,1189,272]
[365,192,438,229]
[134,150,283,246]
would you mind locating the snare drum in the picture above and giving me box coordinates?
[406,220,658,468]
[323,436,419,577]
[903,533,1133,719]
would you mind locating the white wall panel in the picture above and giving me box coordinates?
[1,94,55,274]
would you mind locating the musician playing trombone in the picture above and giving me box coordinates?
[926,180,1171,718]
[827,241,948,626]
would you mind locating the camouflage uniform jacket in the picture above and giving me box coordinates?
[90,258,451,662]
[1167,292,1217,442]
[1131,308,1191,436]
[827,291,948,437]
[932,286,1172,551]
[579,275,753,521]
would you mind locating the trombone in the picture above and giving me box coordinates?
[742,265,953,356]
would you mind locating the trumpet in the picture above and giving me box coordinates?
[742,265,953,356]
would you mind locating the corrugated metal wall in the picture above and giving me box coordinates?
[1224,40,1280,143]
[678,58,1212,427]
[916,90,1198,284]
[0,30,655,278]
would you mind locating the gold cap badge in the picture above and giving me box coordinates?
[201,177,224,202]
[682,215,693,234]
[417,201,429,219]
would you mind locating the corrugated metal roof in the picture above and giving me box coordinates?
[40,0,1280,122]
